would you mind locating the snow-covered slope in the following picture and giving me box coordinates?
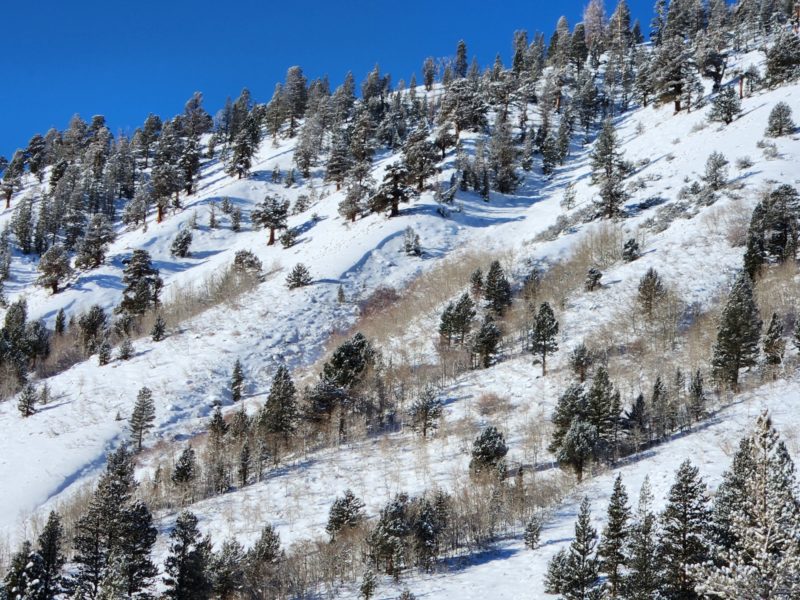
[2,40,800,598]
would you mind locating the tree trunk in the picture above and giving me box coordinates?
[268,228,276,245]
[541,351,547,376]
[390,201,399,218]
[739,77,744,99]
[157,204,164,223]
[51,282,58,295]
[674,98,682,113]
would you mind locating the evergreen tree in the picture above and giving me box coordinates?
[172,447,197,487]
[117,250,163,316]
[658,459,709,600]
[18,383,37,417]
[251,195,289,245]
[2,540,42,600]
[598,474,630,598]
[702,151,729,191]
[326,489,366,540]
[591,119,629,218]
[230,359,245,403]
[711,271,762,389]
[210,539,245,600]
[285,263,312,289]
[625,477,661,599]
[36,510,66,599]
[129,386,156,451]
[484,260,512,316]
[765,29,800,86]
[151,314,167,341]
[569,343,592,382]
[370,163,415,217]
[637,267,667,320]
[163,511,213,600]
[37,244,73,294]
[546,497,601,599]
[454,40,468,78]
[585,267,602,291]
[556,421,598,482]
[472,314,501,368]
[765,101,795,137]
[698,412,800,598]
[117,500,158,599]
[261,365,299,441]
[530,302,559,375]
[524,515,542,550]
[708,87,742,125]
[688,369,707,422]
[468,426,508,477]
[763,312,785,367]
[171,228,193,258]
[75,215,116,269]
[408,384,443,439]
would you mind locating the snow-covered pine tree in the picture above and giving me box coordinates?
[708,87,742,125]
[117,250,163,317]
[637,267,667,320]
[230,359,245,403]
[598,474,631,598]
[151,314,167,341]
[17,383,37,417]
[468,426,508,477]
[408,384,443,439]
[658,459,709,600]
[711,271,762,389]
[701,151,729,191]
[260,365,299,442]
[484,260,512,316]
[763,312,785,369]
[326,489,366,541]
[472,314,502,368]
[625,476,661,598]
[75,214,116,269]
[170,228,192,258]
[163,511,213,600]
[37,244,73,294]
[547,497,601,599]
[251,194,289,245]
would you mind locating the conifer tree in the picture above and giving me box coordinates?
[468,426,508,477]
[702,151,729,191]
[251,195,289,245]
[163,511,213,600]
[765,30,800,86]
[75,215,116,269]
[408,384,443,439]
[598,474,630,598]
[285,263,312,289]
[36,510,66,599]
[591,119,629,218]
[171,228,193,258]
[118,250,163,316]
[172,447,197,487]
[130,387,156,451]
[711,271,762,389]
[37,244,73,294]
[546,497,601,599]
[625,477,661,599]
[688,369,707,422]
[230,359,245,403]
[484,260,512,316]
[658,459,709,600]
[326,489,366,541]
[530,302,559,375]
[708,87,741,125]
[151,314,167,341]
[765,102,795,137]
[763,312,785,368]
[261,365,299,441]
[472,314,502,368]
[18,383,37,417]
[637,267,667,320]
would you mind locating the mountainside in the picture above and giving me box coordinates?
[3,3,800,599]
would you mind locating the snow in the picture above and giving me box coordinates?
[2,42,800,599]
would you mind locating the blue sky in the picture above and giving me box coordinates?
[0,0,652,158]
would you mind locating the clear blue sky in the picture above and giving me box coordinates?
[0,0,653,158]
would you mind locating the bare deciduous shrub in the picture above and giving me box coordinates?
[476,392,512,417]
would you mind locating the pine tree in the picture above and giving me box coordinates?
[37,244,73,294]
[237,441,251,487]
[98,340,111,366]
[549,497,601,599]
[658,459,709,600]
[36,511,66,599]
[261,365,299,441]
[370,163,415,217]
[625,477,661,599]
[698,412,800,598]
[408,384,443,439]
[765,29,800,86]
[702,151,729,191]
[2,540,42,599]
[75,215,116,270]
[556,421,598,482]
[530,302,559,375]
[569,343,592,382]
[637,267,667,320]
[117,500,158,598]
[172,447,197,487]
[210,538,245,599]
[130,387,156,451]
[468,426,508,477]
[484,260,512,316]
[251,195,289,245]
[285,263,312,289]
[591,120,629,218]
[118,337,134,361]
[171,228,193,258]
[763,312,785,368]
[472,314,502,368]
[708,87,742,125]
[711,271,762,389]
[524,515,542,550]
[765,102,796,137]
[151,314,167,341]
[230,359,244,403]
[117,250,163,316]
[55,308,66,336]
[326,489,366,540]
[163,511,213,600]
[688,369,706,422]
[470,268,484,298]
[585,267,603,291]
[598,474,630,598]
[18,383,37,417]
